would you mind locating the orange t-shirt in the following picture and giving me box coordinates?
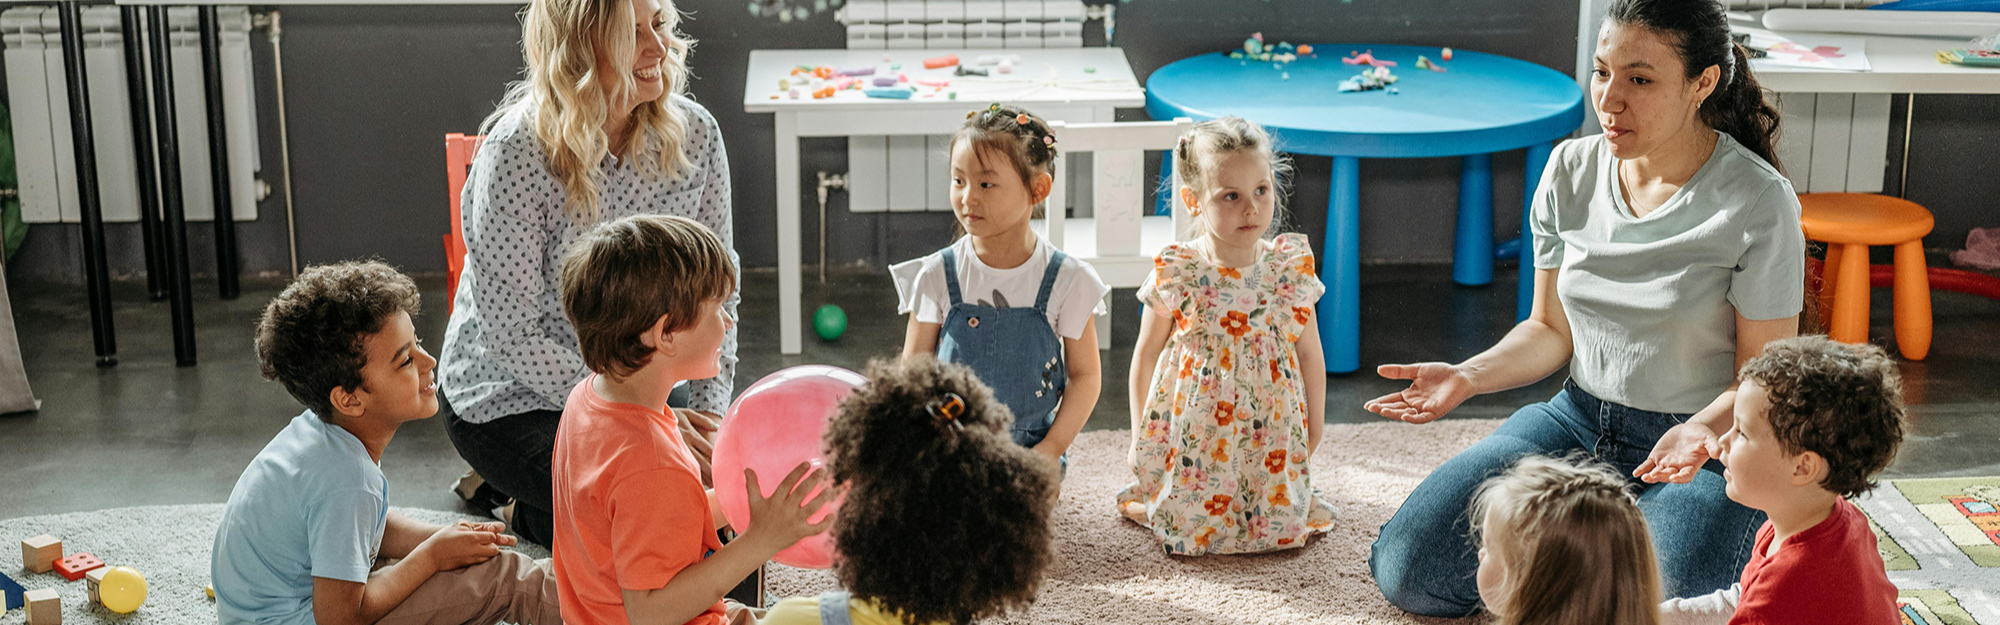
[552,375,724,625]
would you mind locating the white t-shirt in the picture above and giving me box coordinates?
[1531,131,1804,414]
[890,236,1111,341]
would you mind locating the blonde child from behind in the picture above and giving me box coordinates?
[1474,454,1662,625]
[760,357,1059,625]
[1116,116,1333,555]
[892,103,1110,476]
[551,215,830,625]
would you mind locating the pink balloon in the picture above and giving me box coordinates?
[712,365,864,569]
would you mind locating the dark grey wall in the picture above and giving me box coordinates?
[8,0,1997,285]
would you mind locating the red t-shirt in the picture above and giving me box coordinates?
[552,376,725,625]
[1731,498,1899,625]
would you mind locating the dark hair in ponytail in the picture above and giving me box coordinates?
[1607,0,1783,172]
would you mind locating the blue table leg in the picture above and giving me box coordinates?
[1453,153,1494,286]
[1518,141,1556,321]
[1322,156,1361,374]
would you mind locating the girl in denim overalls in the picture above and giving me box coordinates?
[892,104,1109,477]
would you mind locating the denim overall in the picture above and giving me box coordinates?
[817,591,854,625]
[934,246,1066,451]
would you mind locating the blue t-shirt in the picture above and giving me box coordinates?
[211,411,389,625]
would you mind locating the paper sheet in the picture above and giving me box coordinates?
[1737,25,1873,72]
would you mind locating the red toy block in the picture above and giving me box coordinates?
[54,552,104,581]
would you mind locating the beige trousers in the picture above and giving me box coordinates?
[374,551,561,625]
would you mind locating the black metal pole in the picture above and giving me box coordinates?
[119,6,167,302]
[198,7,238,300]
[147,6,196,366]
[57,2,117,368]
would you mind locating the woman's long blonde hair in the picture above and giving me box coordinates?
[1473,454,1662,625]
[485,0,698,222]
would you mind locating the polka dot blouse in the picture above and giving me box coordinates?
[438,95,738,424]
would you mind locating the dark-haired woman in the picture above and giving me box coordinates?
[1363,0,1803,615]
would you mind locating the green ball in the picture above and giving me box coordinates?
[813,304,848,341]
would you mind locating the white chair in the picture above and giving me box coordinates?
[1033,117,1195,348]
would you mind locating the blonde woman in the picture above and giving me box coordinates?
[438,0,736,547]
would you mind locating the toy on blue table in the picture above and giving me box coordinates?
[1416,55,1448,72]
[1342,50,1398,68]
[1338,66,1400,92]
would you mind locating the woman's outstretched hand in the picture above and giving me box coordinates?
[1365,363,1476,424]
[1635,421,1724,484]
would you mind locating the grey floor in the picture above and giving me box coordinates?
[3,262,1996,520]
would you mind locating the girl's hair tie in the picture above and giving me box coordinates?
[927,392,966,431]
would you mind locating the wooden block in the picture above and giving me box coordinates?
[85,568,107,605]
[53,553,103,581]
[20,535,60,574]
[23,588,58,625]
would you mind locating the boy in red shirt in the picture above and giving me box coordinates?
[552,215,831,625]
[1660,336,1905,625]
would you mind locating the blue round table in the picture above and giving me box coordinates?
[1146,43,1585,374]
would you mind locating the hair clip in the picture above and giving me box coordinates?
[988,102,1003,114]
[1043,135,1055,147]
[926,392,966,431]
[1015,113,1032,126]
[966,109,978,120]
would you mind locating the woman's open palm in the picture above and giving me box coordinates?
[1365,363,1476,424]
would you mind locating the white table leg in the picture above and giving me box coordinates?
[776,112,803,354]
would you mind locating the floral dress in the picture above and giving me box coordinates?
[1115,233,1335,555]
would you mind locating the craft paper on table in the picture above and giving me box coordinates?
[1737,25,1872,72]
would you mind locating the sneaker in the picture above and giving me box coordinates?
[452,469,513,511]
[492,500,516,528]
[452,470,487,501]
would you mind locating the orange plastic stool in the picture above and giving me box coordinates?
[1799,193,1934,360]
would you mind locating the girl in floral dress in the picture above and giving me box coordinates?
[1116,117,1335,555]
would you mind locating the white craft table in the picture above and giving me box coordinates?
[744,47,1144,354]
[1750,31,2000,94]
[1746,29,2000,197]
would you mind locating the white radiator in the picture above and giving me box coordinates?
[2,6,258,225]
[838,0,1089,215]
[1774,92,1893,193]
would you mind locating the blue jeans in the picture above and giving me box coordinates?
[1368,380,1765,617]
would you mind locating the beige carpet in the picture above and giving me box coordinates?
[768,419,1504,625]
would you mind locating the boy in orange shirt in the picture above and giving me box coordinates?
[552,215,831,625]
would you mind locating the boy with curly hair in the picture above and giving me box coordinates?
[213,260,559,625]
[761,356,1058,625]
[1661,335,1906,625]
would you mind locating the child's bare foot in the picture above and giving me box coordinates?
[1119,501,1149,526]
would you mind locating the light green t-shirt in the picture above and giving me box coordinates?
[1531,131,1803,414]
